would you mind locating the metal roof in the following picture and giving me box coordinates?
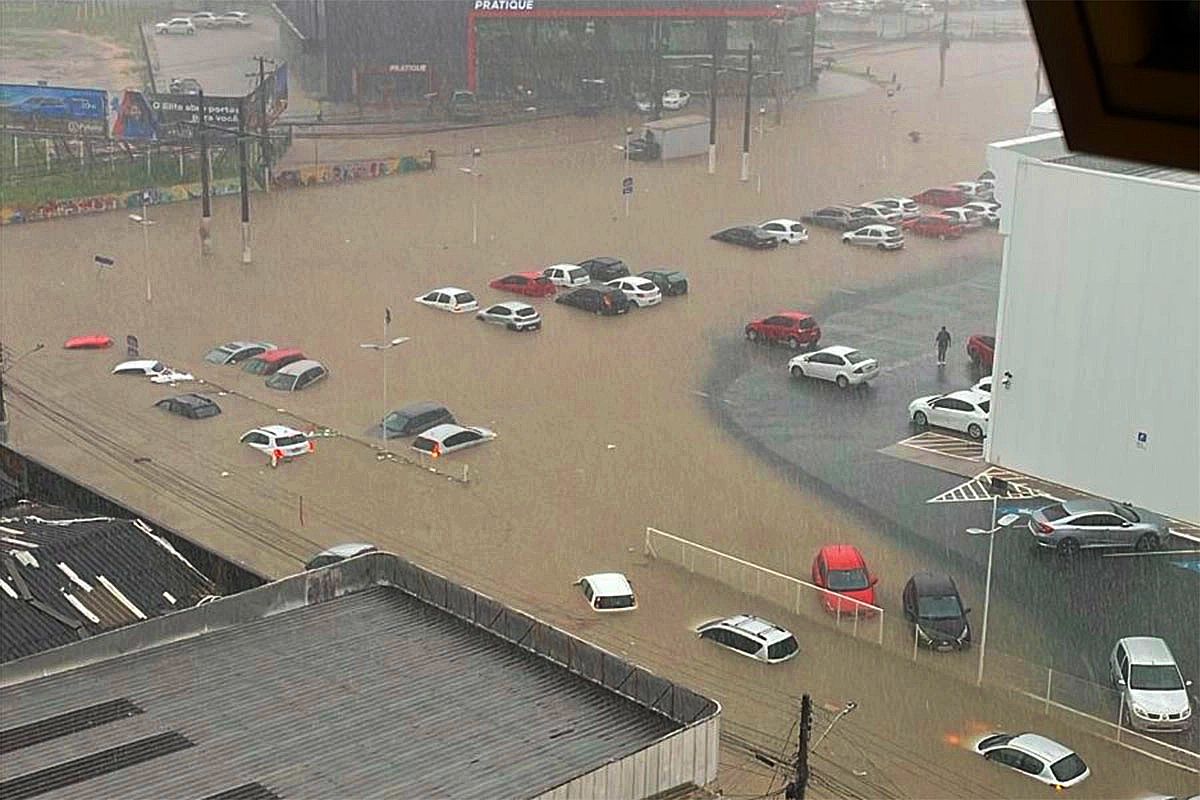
[1049,153,1200,187]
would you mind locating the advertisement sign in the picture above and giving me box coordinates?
[0,83,107,136]
[111,90,242,142]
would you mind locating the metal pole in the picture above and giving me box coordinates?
[258,56,272,192]
[238,101,251,264]
[976,495,998,686]
[938,2,950,88]
[740,43,753,182]
[12,135,17,169]
[199,90,212,254]
[141,194,152,304]
[382,330,389,455]
[708,27,718,175]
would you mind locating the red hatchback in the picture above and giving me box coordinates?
[912,187,969,207]
[489,271,556,298]
[902,214,964,240]
[811,544,878,616]
[966,334,995,369]
[744,312,821,350]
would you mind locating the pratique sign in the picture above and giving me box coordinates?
[473,0,534,11]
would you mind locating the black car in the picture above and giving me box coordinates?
[375,401,455,439]
[577,257,630,282]
[639,269,689,296]
[155,393,220,419]
[902,572,972,651]
[803,205,865,230]
[711,226,779,249]
[555,285,630,315]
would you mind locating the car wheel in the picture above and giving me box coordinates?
[913,411,928,427]
[1056,537,1080,558]
[842,238,851,245]
[787,336,801,350]
[836,375,850,389]
[1134,533,1159,552]
[877,243,886,250]
[967,423,983,440]
[790,365,804,379]
[746,329,759,343]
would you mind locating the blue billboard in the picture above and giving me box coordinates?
[0,83,108,136]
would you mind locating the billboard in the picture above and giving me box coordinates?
[0,83,107,136]
[112,90,242,142]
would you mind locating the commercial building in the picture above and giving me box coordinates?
[986,133,1200,524]
[0,552,720,799]
[277,0,816,106]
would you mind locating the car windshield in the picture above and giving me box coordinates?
[827,568,869,591]
[1049,754,1087,782]
[385,412,412,429]
[204,348,231,362]
[275,434,307,447]
[767,636,798,660]
[595,594,635,609]
[918,594,962,620]
[243,360,267,374]
[1129,664,1184,691]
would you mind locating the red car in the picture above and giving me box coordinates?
[744,311,821,350]
[902,214,964,240]
[912,187,969,207]
[63,334,113,349]
[489,271,556,298]
[812,544,878,616]
[966,334,995,369]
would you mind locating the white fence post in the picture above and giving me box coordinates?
[1044,668,1052,715]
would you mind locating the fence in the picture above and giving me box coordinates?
[644,527,884,646]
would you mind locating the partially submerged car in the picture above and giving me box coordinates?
[204,340,275,365]
[376,402,456,439]
[240,424,314,462]
[241,348,306,376]
[639,269,689,296]
[155,393,221,420]
[575,573,637,613]
[411,423,496,457]
[476,301,542,331]
[112,359,194,384]
[64,334,113,350]
[265,359,328,392]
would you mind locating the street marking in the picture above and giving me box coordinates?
[898,431,984,462]
[1101,549,1200,559]
[927,467,1059,505]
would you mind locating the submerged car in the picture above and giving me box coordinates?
[240,424,313,461]
[759,219,809,244]
[265,359,328,392]
[414,287,478,313]
[204,340,274,365]
[639,269,689,296]
[112,359,194,384]
[241,348,305,375]
[476,301,542,331]
[908,389,990,440]
[902,213,965,239]
[902,572,971,651]
[1028,499,1170,556]
[155,393,221,420]
[411,423,496,457]
[605,276,662,308]
[576,573,637,613]
[542,263,591,288]
[489,271,556,298]
[1109,636,1193,732]
[711,225,779,249]
[576,257,630,283]
[842,224,904,249]
[974,733,1089,789]
[555,285,630,315]
[696,614,799,663]
[64,334,113,350]
[377,402,455,439]
[811,544,878,616]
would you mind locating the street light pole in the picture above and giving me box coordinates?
[460,147,482,245]
[359,333,411,452]
[129,195,154,304]
[966,505,1020,686]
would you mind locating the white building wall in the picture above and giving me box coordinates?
[985,155,1200,523]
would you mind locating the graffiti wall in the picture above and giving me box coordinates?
[1,177,240,225]
[272,154,431,189]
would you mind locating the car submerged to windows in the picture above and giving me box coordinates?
[576,573,637,613]
[974,733,1089,789]
[204,340,274,365]
[414,287,479,313]
[696,614,799,664]
[265,359,328,392]
[112,359,194,384]
[155,393,221,420]
[411,423,496,457]
[476,301,542,331]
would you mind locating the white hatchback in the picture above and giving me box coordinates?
[863,198,919,220]
[477,301,542,331]
[974,732,1089,788]
[842,224,904,250]
[1110,637,1193,732]
[240,424,313,462]
[662,88,691,110]
[759,218,810,244]
[606,276,661,308]
[414,287,478,313]
[411,423,496,457]
[576,573,637,613]
[697,614,799,663]
[789,345,878,388]
[908,389,990,440]
[542,263,591,288]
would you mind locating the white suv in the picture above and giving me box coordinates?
[155,17,196,35]
[576,573,637,612]
[1110,637,1193,732]
[697,614,799,663]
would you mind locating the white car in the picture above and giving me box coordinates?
[155,17,196,35]
[662,89,691,110]
[240,424,313,461]
[962,201,1000,225]
[576,573,637,613]
[789,345,878,388]
[952,180,994,201]
[112,359,194,384]
[1110,637,1193,732]
[542,263,590,288]
[908,389,990,440]
[759,219,809,244]
[412,423,496,457]
[606,276,661,308]
[414,287,478,313]
[842,224,904,250]
[941,207,984,229]
[212,11,251,27]
[189,11,217,26]
[974,733,1089,788]
[864,197,919,220]
[905,1,935,15]
[476,301,542,331]
[971,375,992,394]
[856,204,904,225]
[697,614,799,664]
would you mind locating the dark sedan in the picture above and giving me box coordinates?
[902,572,971,651]
[576,257,630,283]
[555,285,630,315]
[155,393,221,420]
[802,205,867,230]
[711,226,779,249]
[639,269,688,296]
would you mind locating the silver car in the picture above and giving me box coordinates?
[1028,499,1169,556]
[476,301,541,331]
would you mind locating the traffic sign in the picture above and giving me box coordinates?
[622,176,633,195]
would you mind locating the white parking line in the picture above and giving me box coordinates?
[1101,549,1200,559]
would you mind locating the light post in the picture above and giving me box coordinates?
[812,700,857,752]
[624,126,633,164]
[758,106,766,140]
[966,507,1022,686]
[359,335,411,452]
[459,147,483,245]
[128,191,154,303]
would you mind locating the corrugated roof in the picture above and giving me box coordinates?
[0,586,681,799]
[1049,153,1200,187]
[0,472,22,511]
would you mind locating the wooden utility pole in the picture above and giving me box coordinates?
[198,90,212,255]
[708,22,719,174]
[251,56,275,191]
[785,694,813,800]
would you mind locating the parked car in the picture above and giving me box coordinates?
[952,180,994,201]
[966,333,995,369]
[811,544,878,616]
[974,733,1089,788]
[662,88,691,110]
[1109,637,1193,732]
[606,276,662,308]
[447,90,482,122]
[902,213,965,239]
[188,11,217,26]
[155,393,220,420]
[696,614,799,663]
[155,17,196,35]
[542,263,591,288]
[265,359,328,392]
[241,348,305,376]
[639,269,689,296]
[745,311,821,349]
[908,389,989,440]
[305,543,378,570]
[555,285,630,315]
[64,334,112,349]
[788,345,878,388]
[112,359,194,384]
[414,287,479,313]
[211,11,251,27]
[902,572,971,651]
[204,340,274,365]
[489,271,556,298]
[863,197,920,220]
[239,424,313,461]
[575,573,637,612]
[963,200,1001,225]
[905,2,935,17]
[940,206,984,229]
[971,375,992,394]
[576,257,630,282]
[476,301,542,331]
[802,205,863,230]
[854,204,903,225]
[711,225,779,249]
[759,219,809,244]
[1028,499,1170,556]
[168,77,203,95]
[412,423,496,457]
[842,224,904,249]
[912,187,970,207]
[378,402,455,439]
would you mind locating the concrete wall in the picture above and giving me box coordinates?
[984,158,1200,523]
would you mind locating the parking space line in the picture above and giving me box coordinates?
[897,431,984,462]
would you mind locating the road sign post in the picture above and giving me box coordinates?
[622,176,633,218]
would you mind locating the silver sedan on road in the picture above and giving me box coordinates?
[1028,499,1170,556]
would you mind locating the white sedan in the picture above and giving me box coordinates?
[908,389,990,440]
[112,359,194,384]
[662,89,691,110]
[542,263,590,288]
[963,201,1000,225]
[240,424,313,463]
[412,423,495,457]
[842,224,904,250]
[413,287,478,313]
[576,573,637,613]
[155,17,196,34]
[606,276,661,308]
[974,732,1089,788]
[788,345,878,388]
[759,219,809,244]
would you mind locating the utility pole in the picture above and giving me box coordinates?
[708,21,719,175]
[251,56,275,191]
[238,99,252,264]
[938,2,950,88]
[785,694,813,800]
[740,42,753,183]
[198,90,212,255]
